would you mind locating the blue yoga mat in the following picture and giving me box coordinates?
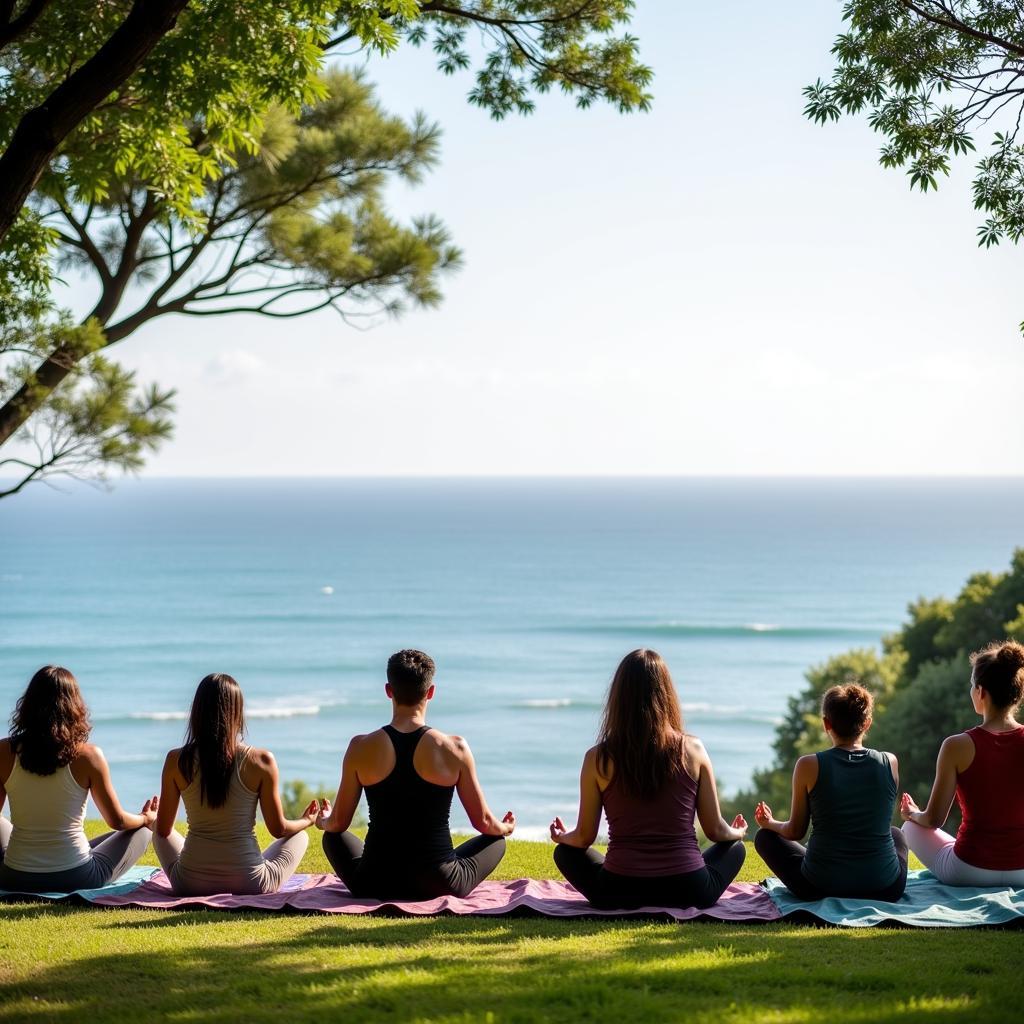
[0,865,157,902]
[764,869,1024,928]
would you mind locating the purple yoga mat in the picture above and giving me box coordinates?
[91,871,781,921]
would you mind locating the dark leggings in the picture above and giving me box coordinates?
[754,827,909,902]
[322,830,507,901]
[553,840,746,910]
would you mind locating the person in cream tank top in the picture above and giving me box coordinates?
[0,666,156,893]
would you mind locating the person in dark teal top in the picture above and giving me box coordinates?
[753,683,908,901]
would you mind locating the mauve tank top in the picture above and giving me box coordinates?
[954,725,1024,870]
[601,762,704,877]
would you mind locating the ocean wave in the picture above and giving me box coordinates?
[98,700,348,724]
[544,621,880,639]
[507,698,780,726]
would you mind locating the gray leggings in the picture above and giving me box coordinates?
[0,815,152,893]
[152,828,308,896]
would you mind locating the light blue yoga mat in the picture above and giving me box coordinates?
[0,865,158,902]
[764,869,1024,928]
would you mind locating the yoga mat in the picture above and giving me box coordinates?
[91,871,782,921]
[0,865,158,902]
[764,869,1024,928]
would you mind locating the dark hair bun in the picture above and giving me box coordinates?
[821,682,874,740]
[971,640,1024,709]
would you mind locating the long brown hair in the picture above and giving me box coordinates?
[597,649,684,799]
[178,674,246,809]
[10,666,91,776]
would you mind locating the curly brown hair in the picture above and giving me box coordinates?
[10,666,91,775]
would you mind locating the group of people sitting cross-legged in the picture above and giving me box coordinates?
[1,639,1023,910]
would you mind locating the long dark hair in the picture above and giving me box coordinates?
[10,666,92,776]
[178,674,246,809]
[596,649,685,799]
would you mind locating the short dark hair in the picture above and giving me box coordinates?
[971,640,1024,710]
[386,650,435,705]
[821,683,873,741]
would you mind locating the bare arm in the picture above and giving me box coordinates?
[253,749,317,839]
[901,737,965,828]
[454,737,515,837]
[754,755,815,841]
[83,746,156,831]
[0,738,10,815]
[153,750,182,838]
[693,739,748,842]
[317,738,364,834]
[549,747,603,848]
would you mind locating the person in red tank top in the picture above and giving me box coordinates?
[901,639,1024,886]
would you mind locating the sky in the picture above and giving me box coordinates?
[53,3,1024,475]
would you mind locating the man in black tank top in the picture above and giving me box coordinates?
[316,650,515,900]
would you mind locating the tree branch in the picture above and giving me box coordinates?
[0,0,189,247]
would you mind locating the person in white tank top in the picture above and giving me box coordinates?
[152,674,319,896]
[0,666,157,893]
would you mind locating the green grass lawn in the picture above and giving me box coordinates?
[1,826,1021,1023]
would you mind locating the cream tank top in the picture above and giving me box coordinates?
[178,747,263,879]
[4,756,92,872]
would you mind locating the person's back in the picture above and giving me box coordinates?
[3,753,90,873]
[0,666,156,894]
[550,650,748,911]
[954,725,1024,870]
[175,747,265,888]
[803,746,899,894]
[361,725,456,870]
[601,760,704,877]
[317,649,514,901]
[151,674,317,897]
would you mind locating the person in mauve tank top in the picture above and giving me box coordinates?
[753,683,909,901]
[549,649,748,910]
[316,649,514,901]
[901,639,1024,886]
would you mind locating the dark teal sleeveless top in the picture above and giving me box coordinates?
[802,747,899,893]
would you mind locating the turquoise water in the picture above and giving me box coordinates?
[1,478,1021,836]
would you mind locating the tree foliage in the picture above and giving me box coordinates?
[0,1,650,495]
[731,548,1024,818]
[805,1,1024,328]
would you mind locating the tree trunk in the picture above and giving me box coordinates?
[0,346,75,445]
[0,0,189,246]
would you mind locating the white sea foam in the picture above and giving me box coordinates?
[320,585,334,595]
[517,698,574,708]
[746,623,781,632]
[127,703,326,722]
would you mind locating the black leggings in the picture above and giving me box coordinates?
[322,830,507,901]
[553,840,746,910]
[754,827,909,902]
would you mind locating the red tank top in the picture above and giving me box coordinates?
[601,763,704,877]
[954,725,1024,870]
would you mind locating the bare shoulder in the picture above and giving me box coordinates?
[77,743,106,767]
[438,731,471,760]
[683,733,708,761]
[943,732,975,752]
[247,747,277,773]
[794,753,817,770]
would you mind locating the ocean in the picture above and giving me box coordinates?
[2,477,1021,837]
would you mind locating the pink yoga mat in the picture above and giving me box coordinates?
[92,871,781,921]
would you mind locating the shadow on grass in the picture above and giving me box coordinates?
[1,901,1020,1023]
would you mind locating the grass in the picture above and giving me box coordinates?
[0,825,1022,1023]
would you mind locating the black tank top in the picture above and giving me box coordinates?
[362,725,456,868]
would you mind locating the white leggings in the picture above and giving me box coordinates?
[902,821,1024,887]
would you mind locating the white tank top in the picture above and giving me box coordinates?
[4,756,91,872]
